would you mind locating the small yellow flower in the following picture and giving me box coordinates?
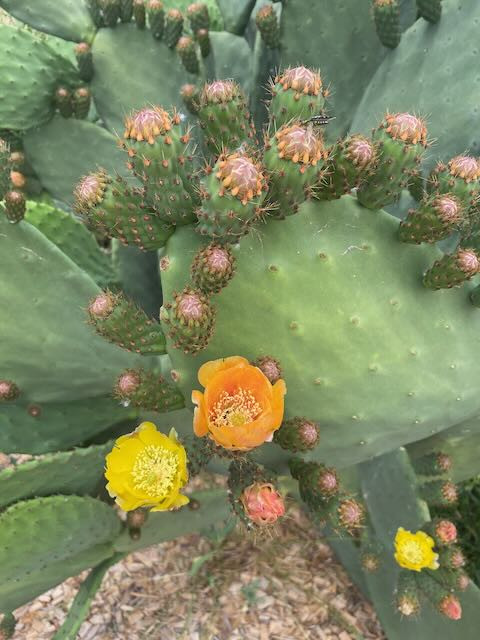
[105,422,189,512]
[394,527,439,572]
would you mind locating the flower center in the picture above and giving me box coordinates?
[131,445,178,496]
[401,540,424,565]
[209,388,262,428]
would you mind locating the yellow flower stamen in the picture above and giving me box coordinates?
[209,388,262,428]
[131,445,178,495]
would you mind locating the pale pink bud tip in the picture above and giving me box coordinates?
[240,482,285,526]
[178,293,204,320]
[440,595,462,620]
[117,372,140,395]
[89,293,115,318]
[435,520,457,544]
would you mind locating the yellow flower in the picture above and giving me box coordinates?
[394,527,439,572]
[105,422,189,512]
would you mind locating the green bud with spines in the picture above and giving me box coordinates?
[120,0,134,22]
[316,135,377,200]
[438,545,466,570]
[252,356,283,384]
[114,367,184,411]
[416,572,462,620]
[190,243,236,294]
[8,151,25,173]
[325,494,366,535]
[417,0,442,23]
[372,0,401,49]
[74,42,94,82]
[74,170,173,251]
[255,4,280,49]
[399,194,463,244]
[395,571,421,617]
[408,168,425,201]
[181,83,200,115]
[195,151,268,241]
[423,248,480,290]
[121,106,198,225]
[184,435,215,476]
[3,190,25,223]
[54,86,73,118]
[289,458,340,508]
[0,138,9,200]
[165,8,184,48]
[264,121,328,216]
[72,87,92,119]
[133,0,146,27]
[0,380,20,402]
[361,548,381,572]
[197,80,256,154]
[357,112,429,210]
[195,28,210,58]
[187,2,210,33]
[412,451,452,476]
[100,0,121,27]
[269,67,328,130]
[428,155,480,213]
[147,0,165,39]
[87,290,166,355]
[87,0,104,26]
[423,518,458,546]
[160,286,216,354]
[176,35,199,74]
[430,566,470,591]
[420,479,458,507]
[273,417,320,452]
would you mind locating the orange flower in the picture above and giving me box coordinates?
[192,356,286,450]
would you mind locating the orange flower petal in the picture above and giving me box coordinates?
[204,364,273,411]
[198,356,249,387]
[192,390,208,437]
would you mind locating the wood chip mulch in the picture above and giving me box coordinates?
[10,490,385,640]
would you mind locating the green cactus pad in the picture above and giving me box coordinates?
[161,196,480,469]
[0,496,121,612]
[91,24,193,133]
[208,31,254,95]
[0,0,96,42]
[351,0,480,174]
[23,116,128,206]
[0,442,114,510]
[216,0,254,34]
[0,215,141,403]
[0,25,79,131]
[417,0,442,23]
[24,201,118,289]
[0,395,130,454]
[114,488,230,552]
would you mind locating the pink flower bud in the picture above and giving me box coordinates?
[439,594,462,620]
[240,482,285,526]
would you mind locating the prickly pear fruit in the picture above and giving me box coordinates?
[395,572,421,617]
[101,0,121,27]
[176,35,199,74]
[438,546,466,570]
[423,248,480,290]
[75,43,94,82]
[3,190,25,223]
[73,87,92,119]
[289,458,340,507]
[195,151,268,241]
[399,194,463,244]
[264,122,327,215]
[372,0,401,49]
[133,0,146,27]
[273,416,320,452]
[0,380,20,402]
[412,451,452,476]
[120,0,134,22]
[187,2,209,32]
[87,290,166,354]
[417,571,462,620]
[316,135,376,200]
[190,243,236,294]
[114,368,184,411]
[160,286,216,354]
[420,479,458,507]
[255,4,280,49]
[55,87,73,118]
[417,0,442,23]
[195,28,210,58]
[74,170,173,251]
[165,8,184,48]
[181,84,200,114]
[197,80,255,154]
[147,0,165,38]
[357,112,428,209]
[269,67,328,129]
[429,155,480,212]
